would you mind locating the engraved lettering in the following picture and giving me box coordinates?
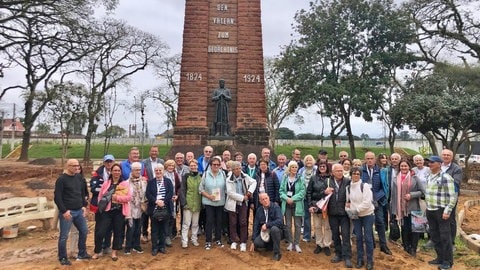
[218,32,229,39]
[217,4,228,11]
[208,45,239,54]
[243,74,262,83]
[212,17,235,25]
[185,72,203,81]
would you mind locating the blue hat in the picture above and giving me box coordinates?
[103,154,115,162]
[427,155,442,163]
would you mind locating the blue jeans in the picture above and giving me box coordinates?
[353,214,375,264]
[303,199,311,240]
[58,209,88,259]
[125,218,142,249]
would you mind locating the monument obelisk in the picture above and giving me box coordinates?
[172,0,269,155]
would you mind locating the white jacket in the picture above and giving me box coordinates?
[224,171,257,212]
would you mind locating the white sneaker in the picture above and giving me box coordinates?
[192,240,200,247]
[287,243,293,251]
[230,242,238,250]
[182,242,188,248]
[295,244,302,253]
[240,243,247,252]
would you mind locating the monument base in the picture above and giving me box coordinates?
[168,127,270,160]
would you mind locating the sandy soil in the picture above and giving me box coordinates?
[0,160,479,270]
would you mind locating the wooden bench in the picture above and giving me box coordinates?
[0,197,56,230]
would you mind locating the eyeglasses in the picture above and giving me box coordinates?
[340,155,347,157]
[211,163,221,166]
[205,150,212,153]
[319,165,326,168]
[69,164,80,167]
[352,173,361,175]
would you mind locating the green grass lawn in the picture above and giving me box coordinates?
[2,142,418,161]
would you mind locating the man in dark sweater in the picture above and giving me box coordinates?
[54,159,90,266]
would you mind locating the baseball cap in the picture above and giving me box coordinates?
[427,155,442,163]
[318,149,328,155]
[103,154,115,162]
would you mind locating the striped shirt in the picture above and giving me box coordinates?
[425,171,458,215]
[156,179,166,200]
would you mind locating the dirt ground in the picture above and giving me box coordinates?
[0,160,479,270]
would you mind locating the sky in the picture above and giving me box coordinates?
[0,0,387,138]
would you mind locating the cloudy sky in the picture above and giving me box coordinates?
[111,0,386,137]
[1,0,386,138]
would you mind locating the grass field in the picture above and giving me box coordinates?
[2,142,418,161]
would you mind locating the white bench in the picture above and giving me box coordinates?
[0,197,56,230]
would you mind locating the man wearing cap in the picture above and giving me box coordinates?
[250,193,284,261]
[317,150,333,172]
[89,154,115,253]
[425,155,457,270]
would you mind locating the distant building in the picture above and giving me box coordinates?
[1,119,25,137]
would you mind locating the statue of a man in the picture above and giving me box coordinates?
[212,79,231,136]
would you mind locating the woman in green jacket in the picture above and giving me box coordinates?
[280,161,305,253]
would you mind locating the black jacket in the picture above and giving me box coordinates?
[306,173,330,211]
[320,176,351,216]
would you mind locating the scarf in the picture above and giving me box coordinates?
[396,171,411,221]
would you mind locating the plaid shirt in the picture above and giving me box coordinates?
[425,171,458,215]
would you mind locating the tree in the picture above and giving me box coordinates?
[152,54,181,130]
[264,57,294,148]
[0,0,117,161]
[276,0,418,159]
[394,64,480,158]
[43,81,88,164]
[97,125,126,138]
[75,18,167,163]
[405,0,480,62]
[35,123,51,136]
[276,127,295,139]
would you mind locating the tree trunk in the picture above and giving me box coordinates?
[344,118,356,159]
[83,116,97,166]
[388,127,396,154]
[18,129,31,161]
[424,132,438,155]
[18,100,34,161]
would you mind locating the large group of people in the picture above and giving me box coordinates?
[54,146,460,270]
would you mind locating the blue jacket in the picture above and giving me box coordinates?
[146,177,174,216]
[252,202,284,241]
[380,166,393,204]
[197,155,210,174]
[361,164,386,205]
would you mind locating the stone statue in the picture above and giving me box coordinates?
[212,79,231,136]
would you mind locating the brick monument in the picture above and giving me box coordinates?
[171,0,269,156]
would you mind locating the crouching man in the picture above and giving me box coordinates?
[250,193,284,261]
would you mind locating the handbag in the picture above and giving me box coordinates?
[152,207,169,222]
[97,187,115,213]
[411,210,428,233]
[389,218,400,241]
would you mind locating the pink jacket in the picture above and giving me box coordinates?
[98,179,132,217]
